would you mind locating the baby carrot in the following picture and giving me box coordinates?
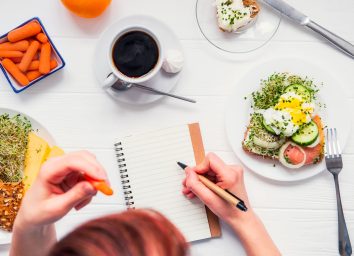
[29,39,42,50]
[36,33,48,43]
[0,51,24,58]
[0,40,29,51]
[1,58,29,86]
[8,22,42,42]
[50,59,58,70]
[33,53,39,60]
[83,174,114,196]
[18,60,39,71]
[10,57,22,63]
[18,40,40,72]
[26,71,42,81]
[39,42,51,74]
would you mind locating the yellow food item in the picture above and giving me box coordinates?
[23,132,50,192]
[46,146,65,160]
[61,0,112,18]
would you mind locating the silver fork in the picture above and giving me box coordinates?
[325,128,352,256]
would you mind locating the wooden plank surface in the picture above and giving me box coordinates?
[0,0,353,255]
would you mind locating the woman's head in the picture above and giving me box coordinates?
[49,209,188,256]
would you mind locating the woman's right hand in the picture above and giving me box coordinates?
[182,153,251,226]
[182,153,280,256]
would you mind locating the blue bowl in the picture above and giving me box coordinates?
[0,17,65,93]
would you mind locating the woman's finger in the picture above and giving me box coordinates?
[71,151,109,183]
[185,168,229,212]
[182,187,191,195]
[74,196,94,211]
[41,154,107,184]
[195,153,227,176]
[54,181,96,214]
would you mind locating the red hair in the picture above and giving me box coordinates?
[49,209,188,256]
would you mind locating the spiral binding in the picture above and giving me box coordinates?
[114,142,134,208]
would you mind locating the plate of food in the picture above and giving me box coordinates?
[196,0,281,53]
[0,108,61,244]
[225,58,352,182]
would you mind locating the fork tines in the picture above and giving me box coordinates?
[325,128,342,158]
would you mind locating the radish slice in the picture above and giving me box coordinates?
[306,136,320,148]
[279,142,306,169]
[253,136,285,149]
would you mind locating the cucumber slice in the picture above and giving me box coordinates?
[291,121,319,146]
[253,135,285,149]
[284,84,312,102]
[262,117,276,135]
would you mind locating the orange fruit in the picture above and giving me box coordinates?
[61,0,112,18]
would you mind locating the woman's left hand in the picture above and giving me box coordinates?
[14,151,108,230]
[11,151,109,256]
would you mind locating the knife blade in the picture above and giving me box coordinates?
[262,0,309,25]
[262,0,354,58]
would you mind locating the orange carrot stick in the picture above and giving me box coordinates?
[8,22,42,42]
[0,51,24,58]
[18,40,40,72]
[29,39,42,50]
[29,60,40,70]
[0,40,29,51]
[39,43,51,74]
[1,58,29,86]
[36,33,48,43]
[18,60,39,71]
[50,59,58,70]
[26,71,42,81]
[33,53,39,60]
[83,174,114,196]
[9,57,23,63]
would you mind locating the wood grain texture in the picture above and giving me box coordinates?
[0,0,353,255]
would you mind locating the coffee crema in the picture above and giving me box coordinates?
[112,31,159,78]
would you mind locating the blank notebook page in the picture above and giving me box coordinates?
[116,125,212,242]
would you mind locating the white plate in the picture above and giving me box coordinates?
[225,58,352,182]
[0,108,55,244]
[94,15,184,104]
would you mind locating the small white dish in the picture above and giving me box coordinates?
[94,15,184,105]
[0,107,55,244]
[225,58,352,182]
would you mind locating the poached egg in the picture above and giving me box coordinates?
[262,92,314,137]
[216,0,253,32]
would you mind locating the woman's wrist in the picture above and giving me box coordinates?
[227,209,280,256]
[226,208,259,235]
[11,222,57,256]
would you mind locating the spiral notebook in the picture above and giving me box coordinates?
[114,123,221,242]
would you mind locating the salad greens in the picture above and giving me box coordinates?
[0,114,32,182]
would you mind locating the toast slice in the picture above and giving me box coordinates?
[0,182,24,231]
[242,114,281,159]
[242,114,325,166]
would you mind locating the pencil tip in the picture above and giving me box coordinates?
[177,162,187,170]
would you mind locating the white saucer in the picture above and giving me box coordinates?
[94,15,184,104]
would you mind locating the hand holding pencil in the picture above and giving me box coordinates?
[181,153,251,223]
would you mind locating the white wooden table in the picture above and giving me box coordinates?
[1,0,354,255]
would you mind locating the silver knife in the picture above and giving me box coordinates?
[262,0,354,58]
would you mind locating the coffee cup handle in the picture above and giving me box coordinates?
[102,72,118,90]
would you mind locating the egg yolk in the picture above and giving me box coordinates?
[274,94,313,126]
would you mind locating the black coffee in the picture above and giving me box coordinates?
[112,31,159,78]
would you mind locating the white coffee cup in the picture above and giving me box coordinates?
[102,27,163,89]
